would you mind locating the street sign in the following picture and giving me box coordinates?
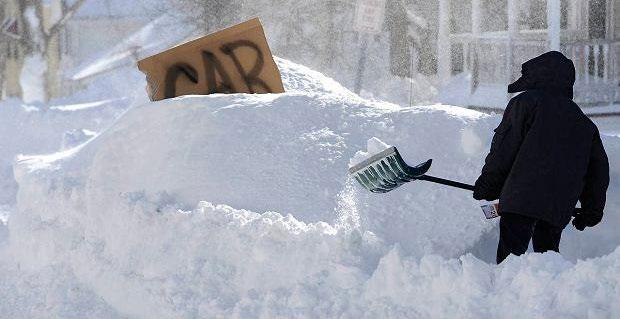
[353,0,386,34]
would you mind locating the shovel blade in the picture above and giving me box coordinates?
[348,146,432,193]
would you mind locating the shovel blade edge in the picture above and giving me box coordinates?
[349,146,432,193]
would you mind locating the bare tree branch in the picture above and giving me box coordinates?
[33,1,47,48]
[45,0,86,38]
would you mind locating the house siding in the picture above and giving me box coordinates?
[615,0,620,38]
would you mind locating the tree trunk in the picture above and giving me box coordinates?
[4,44,24,99]
[44,29,61,100]
[11,0,83,103]
[2,0,25,99]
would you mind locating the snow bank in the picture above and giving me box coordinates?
[0,98,127,206]
[362,246,620,318]
[2,58,620,318]
[6,197,620,318]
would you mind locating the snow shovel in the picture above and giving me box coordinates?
[349,146,475,193]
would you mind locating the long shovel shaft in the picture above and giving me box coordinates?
[418,175,475,191]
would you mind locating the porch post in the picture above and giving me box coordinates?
[470,0,481,93]
[437,0,451,83]
[547,0,561,51]
[567,0,579,31]
[605,0,616,86]
[606,0,614,40]
[507,0,517,35]
[507,0,518,89]
[472,0,481,35]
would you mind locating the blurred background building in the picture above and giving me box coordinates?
[0,0,619,113]
[441,0,620,109]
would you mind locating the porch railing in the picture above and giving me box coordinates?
[564,40,619,83]
[450,34,620,105]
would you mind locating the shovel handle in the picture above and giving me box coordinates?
[418,175,475,191]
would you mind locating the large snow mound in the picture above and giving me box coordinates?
[15,71,496,257]
[3,58,620,317]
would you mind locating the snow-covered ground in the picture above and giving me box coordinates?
[593,116,620,137]
[0,59,619,318]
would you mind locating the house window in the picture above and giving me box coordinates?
[482,0,508,32]
[519,0,569,30]
[589,0,606,39]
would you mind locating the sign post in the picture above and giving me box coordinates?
[353,0,386,94]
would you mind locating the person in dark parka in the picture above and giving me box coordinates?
[473,51,610,264]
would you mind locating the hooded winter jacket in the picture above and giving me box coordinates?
[474,51,609,227]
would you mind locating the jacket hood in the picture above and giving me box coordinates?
[507,51,576,99]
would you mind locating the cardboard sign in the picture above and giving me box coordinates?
[137,18,285,101]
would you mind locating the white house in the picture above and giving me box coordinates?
[436,0,620,109]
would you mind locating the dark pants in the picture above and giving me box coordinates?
[496,212,564,264]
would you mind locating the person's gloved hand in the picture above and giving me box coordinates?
[473,176,502,201]
[472,185,484,200]
[572,208,603,231]
[473,183,493,200]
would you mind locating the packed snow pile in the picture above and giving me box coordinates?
[1,58,619,318]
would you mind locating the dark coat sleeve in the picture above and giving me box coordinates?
[473,96,533,200]
[579,131,610,222]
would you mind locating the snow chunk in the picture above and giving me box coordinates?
[349,137,393,168]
